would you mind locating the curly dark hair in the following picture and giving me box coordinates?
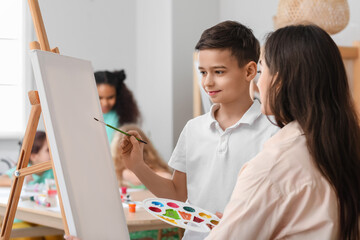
[94,70,141,126]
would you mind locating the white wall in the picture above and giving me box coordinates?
[172,0,219,145]
[136,0,173,160]
[40,0,137,90]
[136,0,219,160]
[332,0,360,46]
[220,0,360,46]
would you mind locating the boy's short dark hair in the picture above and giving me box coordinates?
[195,20,260,67]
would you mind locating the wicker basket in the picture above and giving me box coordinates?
[273,0,350,35]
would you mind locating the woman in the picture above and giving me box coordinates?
[206,25,360,239]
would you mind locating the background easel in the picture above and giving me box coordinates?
[0,0,68,239]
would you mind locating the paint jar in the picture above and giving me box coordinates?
[129,203,136,213]
[47,189,58,207]
[121,187,128,202]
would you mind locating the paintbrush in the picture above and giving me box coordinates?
[94,118,147,144]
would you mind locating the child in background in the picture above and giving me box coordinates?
[0,131,54,187]
[111,124,172,188]
[206,25,360,239]
[0,131,62,240]
[120,21,279,240]
[95,70,141,143]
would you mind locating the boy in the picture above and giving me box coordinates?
[121,20,279,239]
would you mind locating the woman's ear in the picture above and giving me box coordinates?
[245,61,257,82]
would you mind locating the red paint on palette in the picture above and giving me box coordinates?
[167,202,179,208]
[149,207,162,212]
[193,216,204,223]
[206,223,214,230]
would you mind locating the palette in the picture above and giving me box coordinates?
[143,198,220,232]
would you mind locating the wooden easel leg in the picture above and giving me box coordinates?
[28,0,50,51]
[47,147,70,236]
[0,91,42,240]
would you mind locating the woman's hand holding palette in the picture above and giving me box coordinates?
[143,198,220,232]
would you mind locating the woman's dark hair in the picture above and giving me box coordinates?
[94,70,140,126]
[195,20,260,67]
[264,24,360,240]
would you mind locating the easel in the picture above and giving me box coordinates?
[0,0,68,239]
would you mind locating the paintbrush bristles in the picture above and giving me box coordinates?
[94,117,103,124]
[94,118,113,128]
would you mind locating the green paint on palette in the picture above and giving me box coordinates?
[163,209,181,220]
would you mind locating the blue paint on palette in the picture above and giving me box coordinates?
[152,201,164,207]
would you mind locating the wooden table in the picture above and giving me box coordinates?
[0,188,172,237]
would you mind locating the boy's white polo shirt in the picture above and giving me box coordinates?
[168,100,279,238]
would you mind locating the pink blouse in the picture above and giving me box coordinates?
[206,121,339,239]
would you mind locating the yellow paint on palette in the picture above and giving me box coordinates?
[199,212,211,219]
[159,215,178,225]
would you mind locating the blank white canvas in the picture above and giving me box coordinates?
[30,50,129,240]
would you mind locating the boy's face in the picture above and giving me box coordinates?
[198,49,251,105]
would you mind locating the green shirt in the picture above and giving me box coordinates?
[103,110,119,143]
